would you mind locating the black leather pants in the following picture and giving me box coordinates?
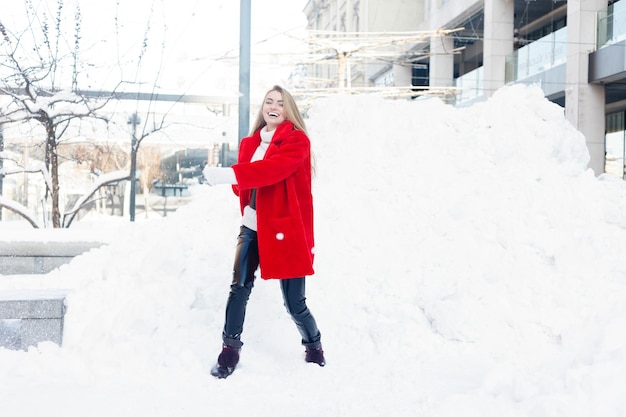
[222,226,321,347]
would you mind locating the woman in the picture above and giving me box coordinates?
[203,85,325,379]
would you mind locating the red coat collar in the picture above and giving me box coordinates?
[251,120,295,140]
[240,121,296,163]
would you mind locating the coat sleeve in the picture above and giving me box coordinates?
[231,128,310,190]
[230,135,258,197]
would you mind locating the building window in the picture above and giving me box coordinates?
[605,111,626,179]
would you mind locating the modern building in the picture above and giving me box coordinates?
[303,0,626,177]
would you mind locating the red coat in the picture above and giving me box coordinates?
[231,121,315,279]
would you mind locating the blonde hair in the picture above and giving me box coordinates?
[249,85,308,136]
[249,85,316,176]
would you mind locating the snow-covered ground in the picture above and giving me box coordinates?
[1,85,626,416]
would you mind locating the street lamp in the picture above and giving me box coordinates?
[238,0,251,143]
[128,113,141,222]
[0,125,4,221]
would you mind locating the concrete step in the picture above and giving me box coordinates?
[0,241,103,275]
[0,289,67,350]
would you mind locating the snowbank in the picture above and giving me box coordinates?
[1,84,626,417]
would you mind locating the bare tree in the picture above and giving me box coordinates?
[0,1,171,228]
[0,1,115,227]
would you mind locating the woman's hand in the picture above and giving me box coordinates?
[203,167,237,186]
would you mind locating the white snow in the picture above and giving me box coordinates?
[1,84,626,416]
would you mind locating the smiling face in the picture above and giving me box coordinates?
[262,90,285,131]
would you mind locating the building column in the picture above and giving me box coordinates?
[566,0,607,175]
[345,0,353,31]
[429,35,454,102]
[483,0,514,98]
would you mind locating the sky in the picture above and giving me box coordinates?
[0,0,309,98]
[1,84,626,416]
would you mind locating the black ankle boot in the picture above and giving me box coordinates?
[304,342,325,367]
[218,345,240,368]
[211,345,240,378]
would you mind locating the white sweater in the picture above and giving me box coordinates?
[241,127,275,231]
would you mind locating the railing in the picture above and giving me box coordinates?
[505,26,568,83]
[597,0,626,49]
[454,66,483,105]
[456,26,568,105]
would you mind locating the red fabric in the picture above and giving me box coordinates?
[231,121,314,279]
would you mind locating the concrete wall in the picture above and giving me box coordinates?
[0,289,67,350]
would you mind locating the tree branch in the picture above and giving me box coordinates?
[0,195,43,228]
[62,169,130,227]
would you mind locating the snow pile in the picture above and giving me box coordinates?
[1,84,626,416]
